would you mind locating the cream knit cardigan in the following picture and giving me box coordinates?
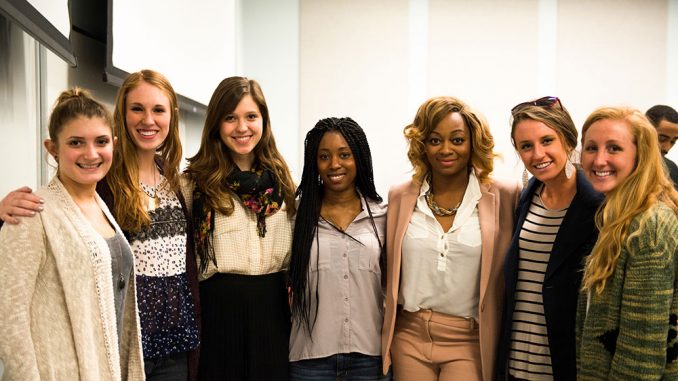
[0,177,145,381]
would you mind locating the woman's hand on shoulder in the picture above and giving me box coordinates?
[0,186,44,224]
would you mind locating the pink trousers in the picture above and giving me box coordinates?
[391,308,482,381]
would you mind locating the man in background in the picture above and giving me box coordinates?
[646,105,678,187]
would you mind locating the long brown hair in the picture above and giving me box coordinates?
[581,107,678,294]
[106,69,182,233]
[185,76,295,215]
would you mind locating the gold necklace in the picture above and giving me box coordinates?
[142,168,161,210]
[425,190,461,217]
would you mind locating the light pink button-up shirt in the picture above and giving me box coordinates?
[289,198,386,361]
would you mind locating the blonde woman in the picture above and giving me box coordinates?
[577,107,678,379]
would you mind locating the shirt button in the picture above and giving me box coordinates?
[344,297,349,301]
[345,318,349,323]
[440,253,444,257]
[344,274,348,279]
[343,253,347,258]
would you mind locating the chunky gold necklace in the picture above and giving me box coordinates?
[425,190,461,217]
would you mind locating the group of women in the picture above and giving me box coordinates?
[0,68,676,381]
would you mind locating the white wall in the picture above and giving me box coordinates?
[298,0,678,195]
[299,0,412,196]
[238,0,301,178]
[2,0,678,198]
[0,21,40,197]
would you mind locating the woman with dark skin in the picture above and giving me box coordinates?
[288,117,391,380]
[381,96,520,381]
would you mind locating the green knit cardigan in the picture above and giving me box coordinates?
[576,202,678,380]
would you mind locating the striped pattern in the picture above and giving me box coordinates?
[509,192,566,381]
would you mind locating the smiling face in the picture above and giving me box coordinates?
[46,116,114,190]
[513,119,571,185]
[656,119,678,156]
[581,119,637,194]
[219,94,263,170]
[124,81,171,155]
[425,112,471,182]
[317,131,357,196]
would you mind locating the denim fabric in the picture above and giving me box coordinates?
[144,352,187,381]
[290,353,392,381]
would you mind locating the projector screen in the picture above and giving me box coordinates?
[0,0,75,65]
[106,0,237,108]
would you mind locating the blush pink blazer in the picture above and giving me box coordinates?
[381,177,520,380]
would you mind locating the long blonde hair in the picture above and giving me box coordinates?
[185,76,295,216]
[404,96,495,185]
[106,70,182,233]
[581,107,678,294]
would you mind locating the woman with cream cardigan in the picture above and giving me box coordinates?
[0,89,144,380]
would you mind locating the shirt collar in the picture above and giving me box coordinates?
[316,191,386,227]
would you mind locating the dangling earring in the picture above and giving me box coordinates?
[565,150,576,179]
[522,167,529,187]
[317,174,323,185]
[565,160,575,179]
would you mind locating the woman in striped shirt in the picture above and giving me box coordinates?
[495,97,602,381]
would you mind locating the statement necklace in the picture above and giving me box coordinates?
[142,169,161,210]
[425,190,461,217]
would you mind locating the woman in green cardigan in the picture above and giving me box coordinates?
[577,106,678,380]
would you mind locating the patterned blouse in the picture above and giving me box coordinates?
[129,176,200,359]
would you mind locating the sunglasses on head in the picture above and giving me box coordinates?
[511,96,563,114]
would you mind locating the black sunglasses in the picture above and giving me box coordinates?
[511,96,563,114]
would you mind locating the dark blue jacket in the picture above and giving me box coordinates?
[495,170,603,381]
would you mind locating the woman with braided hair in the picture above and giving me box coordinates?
[288,117,391,380]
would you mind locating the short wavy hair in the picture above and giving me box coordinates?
[404,96,495,184]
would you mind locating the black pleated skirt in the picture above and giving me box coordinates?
[198,272,290,381]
